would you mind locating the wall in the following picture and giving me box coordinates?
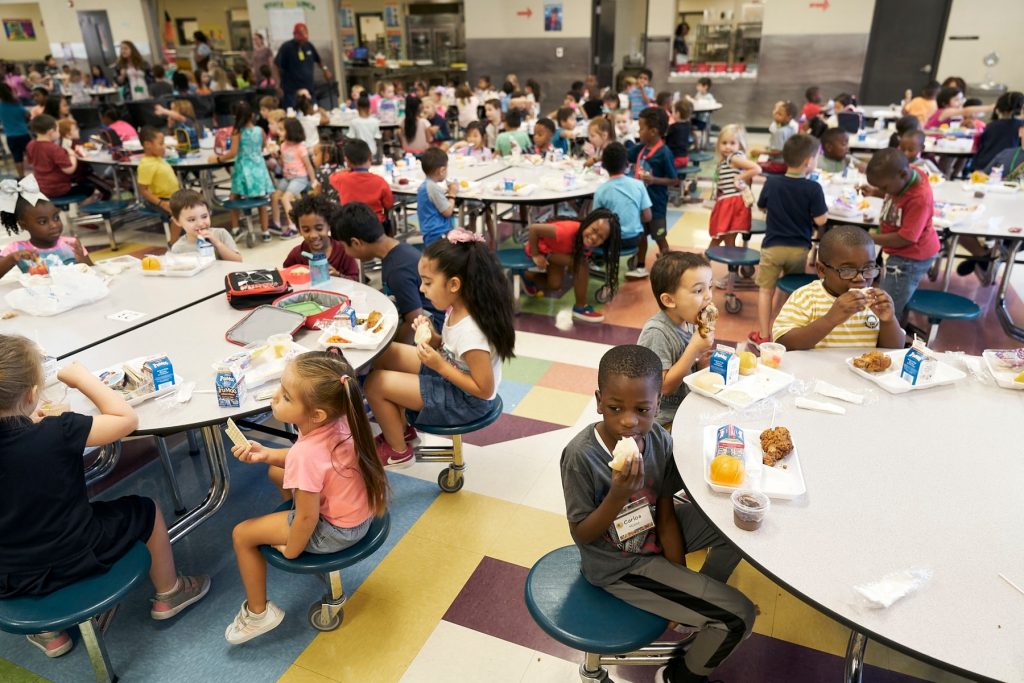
[465,0,590,39]
[0,2,50,61]
[613,0,647,69]
[343,0,406,57]
[937,0,1024,93]
[760,0,873,35]
[156,0,247,49]
[244,0,338,82]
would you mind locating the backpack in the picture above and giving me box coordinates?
[224,269,291,309]
[214,127,234,155]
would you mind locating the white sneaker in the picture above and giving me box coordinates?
[625,267,649,279]
[225,601,285,645]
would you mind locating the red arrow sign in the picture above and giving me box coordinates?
[809,0,830,9]
[516,8,533,18]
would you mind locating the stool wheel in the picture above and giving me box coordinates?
[579,664,610,682]
[595,285,611,304]
[308,602,342,631]
[438,467,464,493]
[725,296,742,314]
[738,264,756,280]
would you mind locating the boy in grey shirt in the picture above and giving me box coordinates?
[637,253,715,425]
[169,190,242,261]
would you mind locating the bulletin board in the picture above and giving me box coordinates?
[268,8,305,49]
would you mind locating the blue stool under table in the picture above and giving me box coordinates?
[221,196,270,248]
[905,290,981,345]
[408,396,503,492]
[261,505,391,631]
[525,546,676,682]
[589,245,639,304]
[777,273,817,295]
[0,542,151,682]
[497,247,535,313]
[706,246,760,314]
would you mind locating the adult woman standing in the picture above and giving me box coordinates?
[249,31,274,81]
[114,41,151,101]
[193,31,213,73]
[673,23,690,66]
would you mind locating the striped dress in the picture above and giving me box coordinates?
[772,280,881,348]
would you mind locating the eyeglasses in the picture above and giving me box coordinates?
[821,262,880,280]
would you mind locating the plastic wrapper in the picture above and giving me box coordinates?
[5,266,110,316]
[854,568,932,609]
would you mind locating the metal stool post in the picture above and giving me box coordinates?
[154,436,187,516]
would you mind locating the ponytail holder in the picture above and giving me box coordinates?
[446,228,485,245]
[339,374,349,385]
[0,176,48,215]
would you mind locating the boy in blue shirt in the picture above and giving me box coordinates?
[416,147,456,244]
[552,107,575,156]
[628,68,655,120]
[628,107,678,277]
[750,133,829,345]
[593,142,652,278]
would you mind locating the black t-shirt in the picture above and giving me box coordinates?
[975,118,1024,171]
[665,120,691,158]
[0,414,93,575]
[382,242,443,326]
[756,175,828,248]
[274,40,321,94]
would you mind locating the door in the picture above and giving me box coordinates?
[860,0,952,104]
[592,0,615,88]
[77,11,116,75]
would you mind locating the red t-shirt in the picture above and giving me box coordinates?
[878,169,940,261]
[329,169,394,222]
[802,102,822,123]
[26,140,73,198]
[525,220,580,257]
[283,239,359,280]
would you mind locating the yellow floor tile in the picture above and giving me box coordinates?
[408,491,523,556]
[484,505,574,569]
[667,209,714,250]
[727,561,779,637]
[278,664,342,682]
[511,386,591,426]
[771,588,851,657]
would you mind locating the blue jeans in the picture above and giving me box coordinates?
[880,254,935,318]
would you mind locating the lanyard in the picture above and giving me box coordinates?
[633,139,664,178]
[896,169,919,198]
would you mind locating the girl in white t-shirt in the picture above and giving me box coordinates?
[294,93,328,167]
[225,351,388,645]
[365,229,516,467]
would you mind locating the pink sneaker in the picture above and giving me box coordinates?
[26,630,72,658]
[150,574,211,620]
[375,437,414,468]
[403,424,418,443]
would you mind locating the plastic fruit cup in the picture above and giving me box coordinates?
[759,342,786,369]
[731,489,770,531]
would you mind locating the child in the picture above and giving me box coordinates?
[712,125,761,248]
[67,69,89,104]
[257,64,277,90]
[271,118,319,237]
[282,194,357,279]
[552,107,576,155]
[801,86,823,128]
[583,116,615,167]
[560,344,754,683]
[330,138,394,225]
[137,126,182,234]
[364,229,515,466]
[629,107,678,272]
[614,109,636,148]
[294,94,327,166]
[654,91,674,117]
[530,117,557,157]
[331,201,444,341]
[975,91,1024,170]
[255,95,278,133]
[454,84,480,130]
[757,100,799,174]
[482,98,504,148]
[149,64,173,98]
[449,121,493,160]
[154,99,204,148]
[628,68,655,120]
[593,142,651,278]
[347,93,382,158]
[169,189,242,261]
[398,95,430,155]
[495,108,531,157]
[924,87,994,130]
[0,182,91,277]
[0,337,210,657]
[637,252,715,425]
[422,99,452,150]
[602,91,620,115]
[818,127,865,174]
[210,67,232,92]
[904,81,940,125]
[666,99,693,168]
[888,114,920,148]
[824,93,858,128]
[89,64,110,87]
[985,123,1024,178]
[416,147,457,244]
[773,225,905,350]
[57,118,80,152]
[862,148,939,318]
[196,71,212,95]
[100,106,139,141]
[210,101,275,242]
[0,83,30,176]
[226,350,388,644]
[25,115,97,202]
[898,130,943,177]
[750,134,828,345]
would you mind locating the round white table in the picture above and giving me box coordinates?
[63,275,397,542]
[672,349,1024,683]
[848,132,973,157]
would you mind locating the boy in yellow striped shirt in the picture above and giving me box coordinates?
[773,225,906,350]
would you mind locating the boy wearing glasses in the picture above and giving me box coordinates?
[773,225,905,349]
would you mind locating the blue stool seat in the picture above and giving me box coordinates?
[525,546,667,654]
[82,200,131,217]
[497,248,534,272]
[777,273,817,294]
[261,506,391,573]
[50,192,91,209]
[906,290,981,321]
[222,197,270,210]
[676,164,702,176]
[689,151,713,163]
[136,204,168,218]
[750,218,767,235]
[706,246,760,266]
[410,396,503,436]
[408,397,503,492]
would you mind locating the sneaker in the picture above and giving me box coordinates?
[572,305,605,323]
[527,266,547,275]
[404,425,418,443]
[278,227,298,239]
[520,278,542,297]
[151,575,211,620]
[955,259,977,277]
[26,631,72,658]
[267,223,282,235]
[748,331,771,346]
[625,267,649,279]
[375,437,414,469]
[224,600,285,645]
[261,232,273,243]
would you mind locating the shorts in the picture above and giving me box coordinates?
[5,134,30,163]
[275,176,310,195]
[644,216,667,239]
[288,509,371,554]
[708,195,751,237]
[755,245,810,289]
[411,365,496,426]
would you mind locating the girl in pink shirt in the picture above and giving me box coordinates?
[225,351,389,645]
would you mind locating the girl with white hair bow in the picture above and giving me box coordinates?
[0,175,91,277]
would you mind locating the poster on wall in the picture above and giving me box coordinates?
[338,5,356,51]
[544,4,563,32]
[386,29,401,55]
[3,18,36,41]
[384,5,400,28]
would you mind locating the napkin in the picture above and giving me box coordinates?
[854,568,932,609]
[814,380,864,404]
[794,396,846,415]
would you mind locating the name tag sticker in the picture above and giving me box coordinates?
[612,498,655,543]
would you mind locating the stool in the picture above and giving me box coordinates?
[525,546,674,682]
[669,165,703,206]
[50,192,92,240]
[221,197,270,248]
[260,505,390,631]
[706,246,760,314]
[136,204,174,245]
[497,248,535,313]
[905,290,981,345]
[408,397,503,492]
[777,273,817,295]
[688,150,713,164]
[77,200,132,251]
[0,542,150,682]
[592,245,639,304]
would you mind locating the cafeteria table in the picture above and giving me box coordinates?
[672,348,1024,683]
[63,275,397,543]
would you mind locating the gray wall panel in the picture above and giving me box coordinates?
[466,37,591,113]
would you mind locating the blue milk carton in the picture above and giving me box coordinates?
[143,355,176,391]
[215,351,250,408]
[900,340,937,386]
[709,345,739,386]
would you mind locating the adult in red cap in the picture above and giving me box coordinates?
[274,22,331,107]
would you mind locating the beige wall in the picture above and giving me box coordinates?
[761,0,874,35]
[0,2,49,61]
[937,0,1024,93]
[157,0,247,49]
[464,0,590,40]
[614,0,647,63]
[0,0,154,61]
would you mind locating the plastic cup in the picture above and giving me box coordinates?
[731,489,770,531]
[759,342,786,369]
[38,383,69,417]
[267,333,292,358]
[503,177,514,192]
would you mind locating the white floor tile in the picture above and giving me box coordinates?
[401,621,534,683]
[519,651,580,683]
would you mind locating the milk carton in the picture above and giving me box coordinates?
[715,424,745,459]
[143,355,175,391]
[900,340,937,385]
[215,351,250,408]
[709,345,739,385]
